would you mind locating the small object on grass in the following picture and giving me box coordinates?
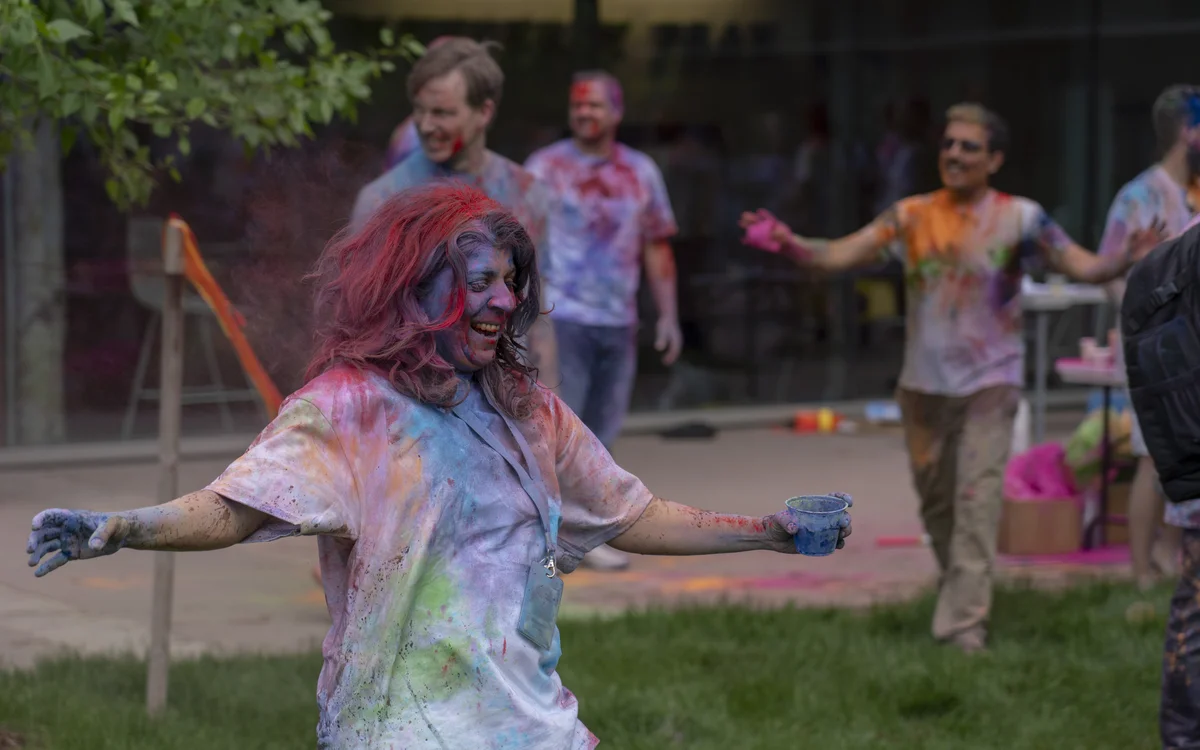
[660,422,717,440]
[1125,600,1157,624]
[0,730,25,749]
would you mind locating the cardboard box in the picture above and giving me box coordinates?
[1103,481,1131,546]
[998,496,1083,556]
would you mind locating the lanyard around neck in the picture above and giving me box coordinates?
[450,395,558,577]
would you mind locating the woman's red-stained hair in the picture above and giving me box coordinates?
[305,181,542,419]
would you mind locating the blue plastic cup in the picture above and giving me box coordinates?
[785,495,851,556]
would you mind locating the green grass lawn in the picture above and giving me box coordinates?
[0,582,1171,749]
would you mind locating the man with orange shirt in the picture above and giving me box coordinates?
[740,103,1163,652]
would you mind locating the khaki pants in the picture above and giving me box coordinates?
[897,385,1019,641]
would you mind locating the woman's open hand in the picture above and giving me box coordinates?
[27,509,132,577]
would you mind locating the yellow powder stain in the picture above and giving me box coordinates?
[664,576,736,593]
[295,588,327,605]
[562,570,648,587]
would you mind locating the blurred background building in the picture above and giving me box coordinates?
[1,0,1197,450]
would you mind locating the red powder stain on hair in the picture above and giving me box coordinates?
[304,182,501,392]
[569,81,594,105]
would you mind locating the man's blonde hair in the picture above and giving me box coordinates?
[945,102,1009,153]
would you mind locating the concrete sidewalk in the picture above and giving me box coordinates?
[0,412,1125,669]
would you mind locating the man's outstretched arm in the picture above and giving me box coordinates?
[1043,215,1166,285]
[739,208,892,273]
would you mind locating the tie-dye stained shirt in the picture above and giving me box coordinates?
[384,117,421,173]
[524,140,678,327]
[351,150,550,252]
[870,189,1075,396]
[206,365,651,748]
[1098,165,1196,271]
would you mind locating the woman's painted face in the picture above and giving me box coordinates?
[421,241,518,373]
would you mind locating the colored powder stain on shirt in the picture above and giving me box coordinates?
[351,149,551,256]
[384,117,421,172]
[525,140,677,327]
[207,364,651,748]
[413,567,458,618]
[404,637,477,702]
[1098,165,1195,268]
[874,188,1074,396]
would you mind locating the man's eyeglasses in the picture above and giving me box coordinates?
[941,137,984,154]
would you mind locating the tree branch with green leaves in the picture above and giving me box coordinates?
[0,0,423,208]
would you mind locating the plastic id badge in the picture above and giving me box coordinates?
[517,564,564,651]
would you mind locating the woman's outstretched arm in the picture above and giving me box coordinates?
[608,495,851,556]
[27,490,268,577]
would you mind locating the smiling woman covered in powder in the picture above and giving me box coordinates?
[26,182,852,750]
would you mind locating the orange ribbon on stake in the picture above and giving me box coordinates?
[164,215,284,418]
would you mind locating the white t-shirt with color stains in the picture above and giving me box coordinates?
[208,365,651,748]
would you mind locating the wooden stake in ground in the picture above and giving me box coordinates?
[146,222,184,715]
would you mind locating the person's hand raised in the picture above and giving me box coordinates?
[1126,217,1169,266]
[739,209,794,253]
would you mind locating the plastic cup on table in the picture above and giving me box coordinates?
[1079,336,1095,354]
[785,495,851,557]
